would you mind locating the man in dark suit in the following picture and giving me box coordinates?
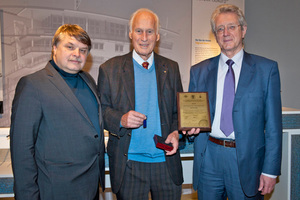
[10,24,105,200]
[184,4,282,200]
[98,8,183,200]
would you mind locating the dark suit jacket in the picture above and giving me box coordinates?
[189,51,282,197]
[98,52,184,193]
[10,62,105,200]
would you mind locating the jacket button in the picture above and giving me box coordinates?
[94,135,98,138]
[124,154,127,156]
[128,133,131,136]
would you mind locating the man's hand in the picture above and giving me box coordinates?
[164,131,179,156]
[258,174,277,195]
[182,128,201,135]
[121,110,146,128]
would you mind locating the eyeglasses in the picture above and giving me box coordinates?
[216,24,241,34]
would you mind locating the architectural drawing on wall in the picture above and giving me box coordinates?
[0,5,179,126]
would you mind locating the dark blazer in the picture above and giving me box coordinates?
[10,62,105,200]
[189,51,282,197]
[98,52,184,193]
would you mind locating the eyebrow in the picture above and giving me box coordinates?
[65,42,74,46]
[217,23,238,27]
[65,42,88,49]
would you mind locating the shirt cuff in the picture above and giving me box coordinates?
[261,172,277,179]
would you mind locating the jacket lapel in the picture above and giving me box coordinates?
[80,72,103,129]
[206,56,219,121]
[154,53,168,107]
[235,51,256,101]
[45,63,91,124]
[121,52,135,109]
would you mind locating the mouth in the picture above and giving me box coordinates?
[223,37,233,43]
[139,44,149,48]
[69,60,81,64]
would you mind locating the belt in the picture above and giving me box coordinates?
[209,136,236,148]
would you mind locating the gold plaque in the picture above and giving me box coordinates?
[177,92,211,131]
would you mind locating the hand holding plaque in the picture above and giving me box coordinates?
[177,92,211,131]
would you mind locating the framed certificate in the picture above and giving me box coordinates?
[177,92,211,131]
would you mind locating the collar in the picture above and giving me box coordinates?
[220,49,244,69]
[50,60,79,77]
[132,50,154,69]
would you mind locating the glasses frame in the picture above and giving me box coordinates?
[216,24,241,35]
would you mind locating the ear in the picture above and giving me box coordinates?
[241,25,247,39]
[53,45,57,57]
[129,32,133,40]
[156,33,160,42]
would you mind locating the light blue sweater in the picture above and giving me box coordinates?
[127,59,165,163]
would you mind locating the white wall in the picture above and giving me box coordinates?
[244,0,300,109]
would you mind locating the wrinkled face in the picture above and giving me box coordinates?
[129,11,160,61]
[215,12,247,58]
[53,35,89,74]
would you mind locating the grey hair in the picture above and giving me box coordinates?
[129,8,160,34]
[210,4,247,35]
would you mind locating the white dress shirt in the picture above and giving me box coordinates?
[210,49,243,139]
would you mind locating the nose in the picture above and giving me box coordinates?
[72,48,80,57]
[141,32,147,41]
[223,27,230,36]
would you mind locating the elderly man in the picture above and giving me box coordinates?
[185,4,282,200]
[98,8,183,200]
[10,24,105,200]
